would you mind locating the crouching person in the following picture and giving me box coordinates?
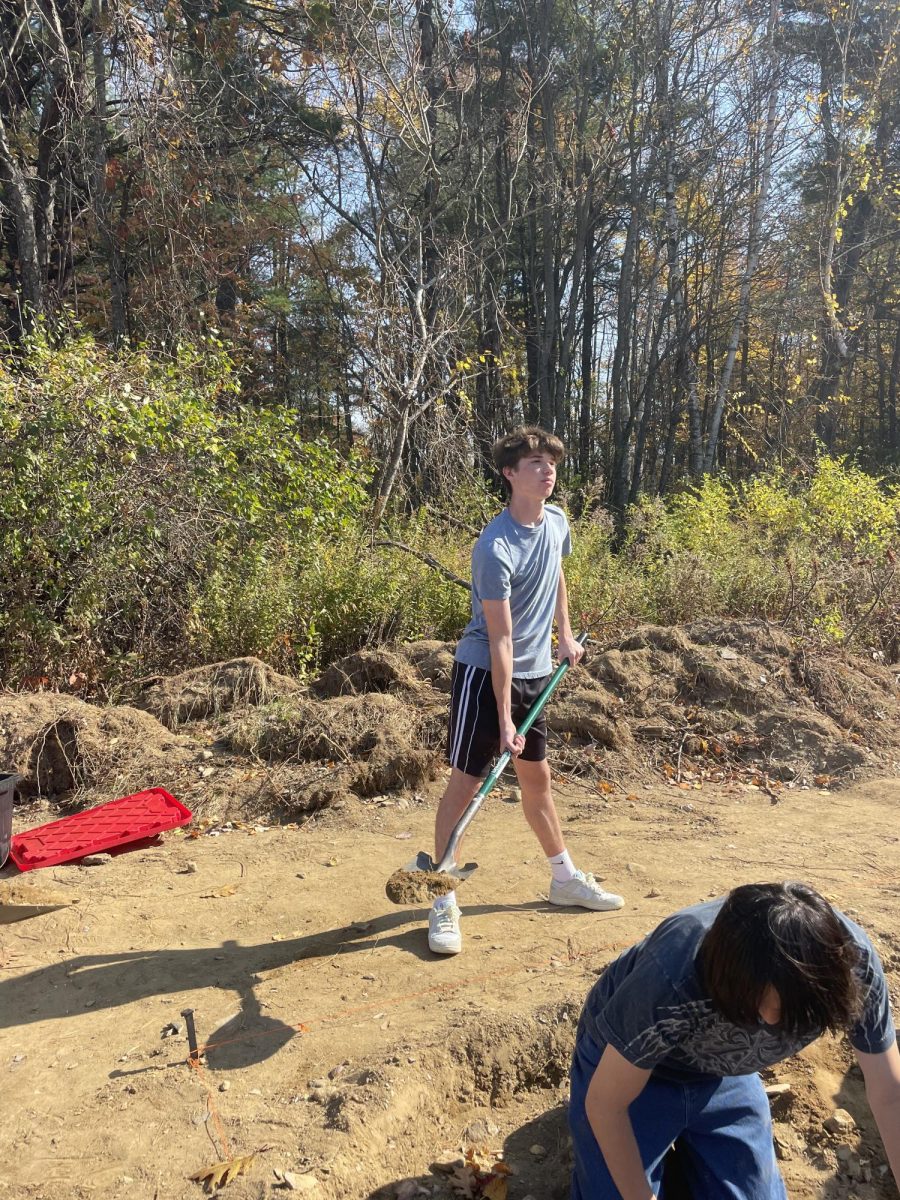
[569,882,900,1198]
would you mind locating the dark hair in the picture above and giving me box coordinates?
[492,427,565,496]
[699,882,862,1036]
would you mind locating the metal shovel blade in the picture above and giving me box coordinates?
[401,850,478,882]
[384,852,479,904]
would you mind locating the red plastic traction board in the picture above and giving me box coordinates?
[9,787,192,872]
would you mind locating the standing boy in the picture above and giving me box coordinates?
[428,427,624,956]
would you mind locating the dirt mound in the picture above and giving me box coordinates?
[5,621,894,821]
[397,641,457,693]
[552,686,635,751]
[0,691,195,801]
[571,620,900,782]
[314,648,422,698]
[133,657,301,728]
[228,691,444,803]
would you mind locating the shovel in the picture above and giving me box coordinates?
[385,632,587,905]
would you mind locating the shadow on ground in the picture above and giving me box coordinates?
[4,901,560,1071]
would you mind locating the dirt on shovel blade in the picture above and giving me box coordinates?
[385,867,461,905]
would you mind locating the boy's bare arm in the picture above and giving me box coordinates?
[857,1042,900,1190]
[586,1045,657,1200]
[555,568,585,666]
[482,598,525,757]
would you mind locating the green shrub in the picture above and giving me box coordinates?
[0,330,370,682]
[3,328,898,685]
[563,460,899,658]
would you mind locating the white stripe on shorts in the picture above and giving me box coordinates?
[450,664,476,767]
[462,669,485,771]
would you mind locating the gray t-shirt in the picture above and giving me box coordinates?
[579,898,895,1083]
[455,504,572,679]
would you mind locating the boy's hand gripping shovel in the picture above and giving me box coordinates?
[385,633,587,905]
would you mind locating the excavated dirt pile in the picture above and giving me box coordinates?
[567,620,900,782]
[260,620,900,803]
[228,690,444,810]
[133,656,302,728]
[0,691,196,801]
[2,621,896,816]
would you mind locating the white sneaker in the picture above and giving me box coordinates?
[428,902,462,955]
[549,870,624,912]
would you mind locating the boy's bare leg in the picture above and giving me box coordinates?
[514,755,624,911]
[512,757,565,856]
[434,767,482,863]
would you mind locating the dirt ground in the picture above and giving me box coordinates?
[1,629,899,1200]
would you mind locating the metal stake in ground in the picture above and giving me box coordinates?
[181,1008,200,1066]
[385,632,588,905]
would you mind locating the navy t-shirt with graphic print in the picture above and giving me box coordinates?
[578,898,895,1083]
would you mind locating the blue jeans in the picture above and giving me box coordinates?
[569,1026,788,1199]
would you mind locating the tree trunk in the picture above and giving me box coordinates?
[889,325,900,455]
[372,405,410,523]
[702,0,780,472]
[90,0,128,343]
[609,207,638,514]
[579,229,596,479]
[0,125,44,323]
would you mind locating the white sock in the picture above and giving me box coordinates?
[548,850,577,883]
[433,891,457,911]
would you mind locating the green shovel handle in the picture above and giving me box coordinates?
[435,631,588,873]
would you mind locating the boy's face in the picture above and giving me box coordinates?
[757,985,782,1026]
[503,451,558,501]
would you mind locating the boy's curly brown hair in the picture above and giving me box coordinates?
[492,427,565,496]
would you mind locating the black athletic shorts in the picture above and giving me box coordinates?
[447,662,550,777]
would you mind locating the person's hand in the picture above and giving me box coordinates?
[558,633,585,667]
[500,719,525,757]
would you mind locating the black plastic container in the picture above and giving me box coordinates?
[0,772,21,869]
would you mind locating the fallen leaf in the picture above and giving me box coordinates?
[191,1152,257,1191]
[483,1177,508,1200]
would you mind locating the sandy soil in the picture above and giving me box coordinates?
[2,767,898,1200]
